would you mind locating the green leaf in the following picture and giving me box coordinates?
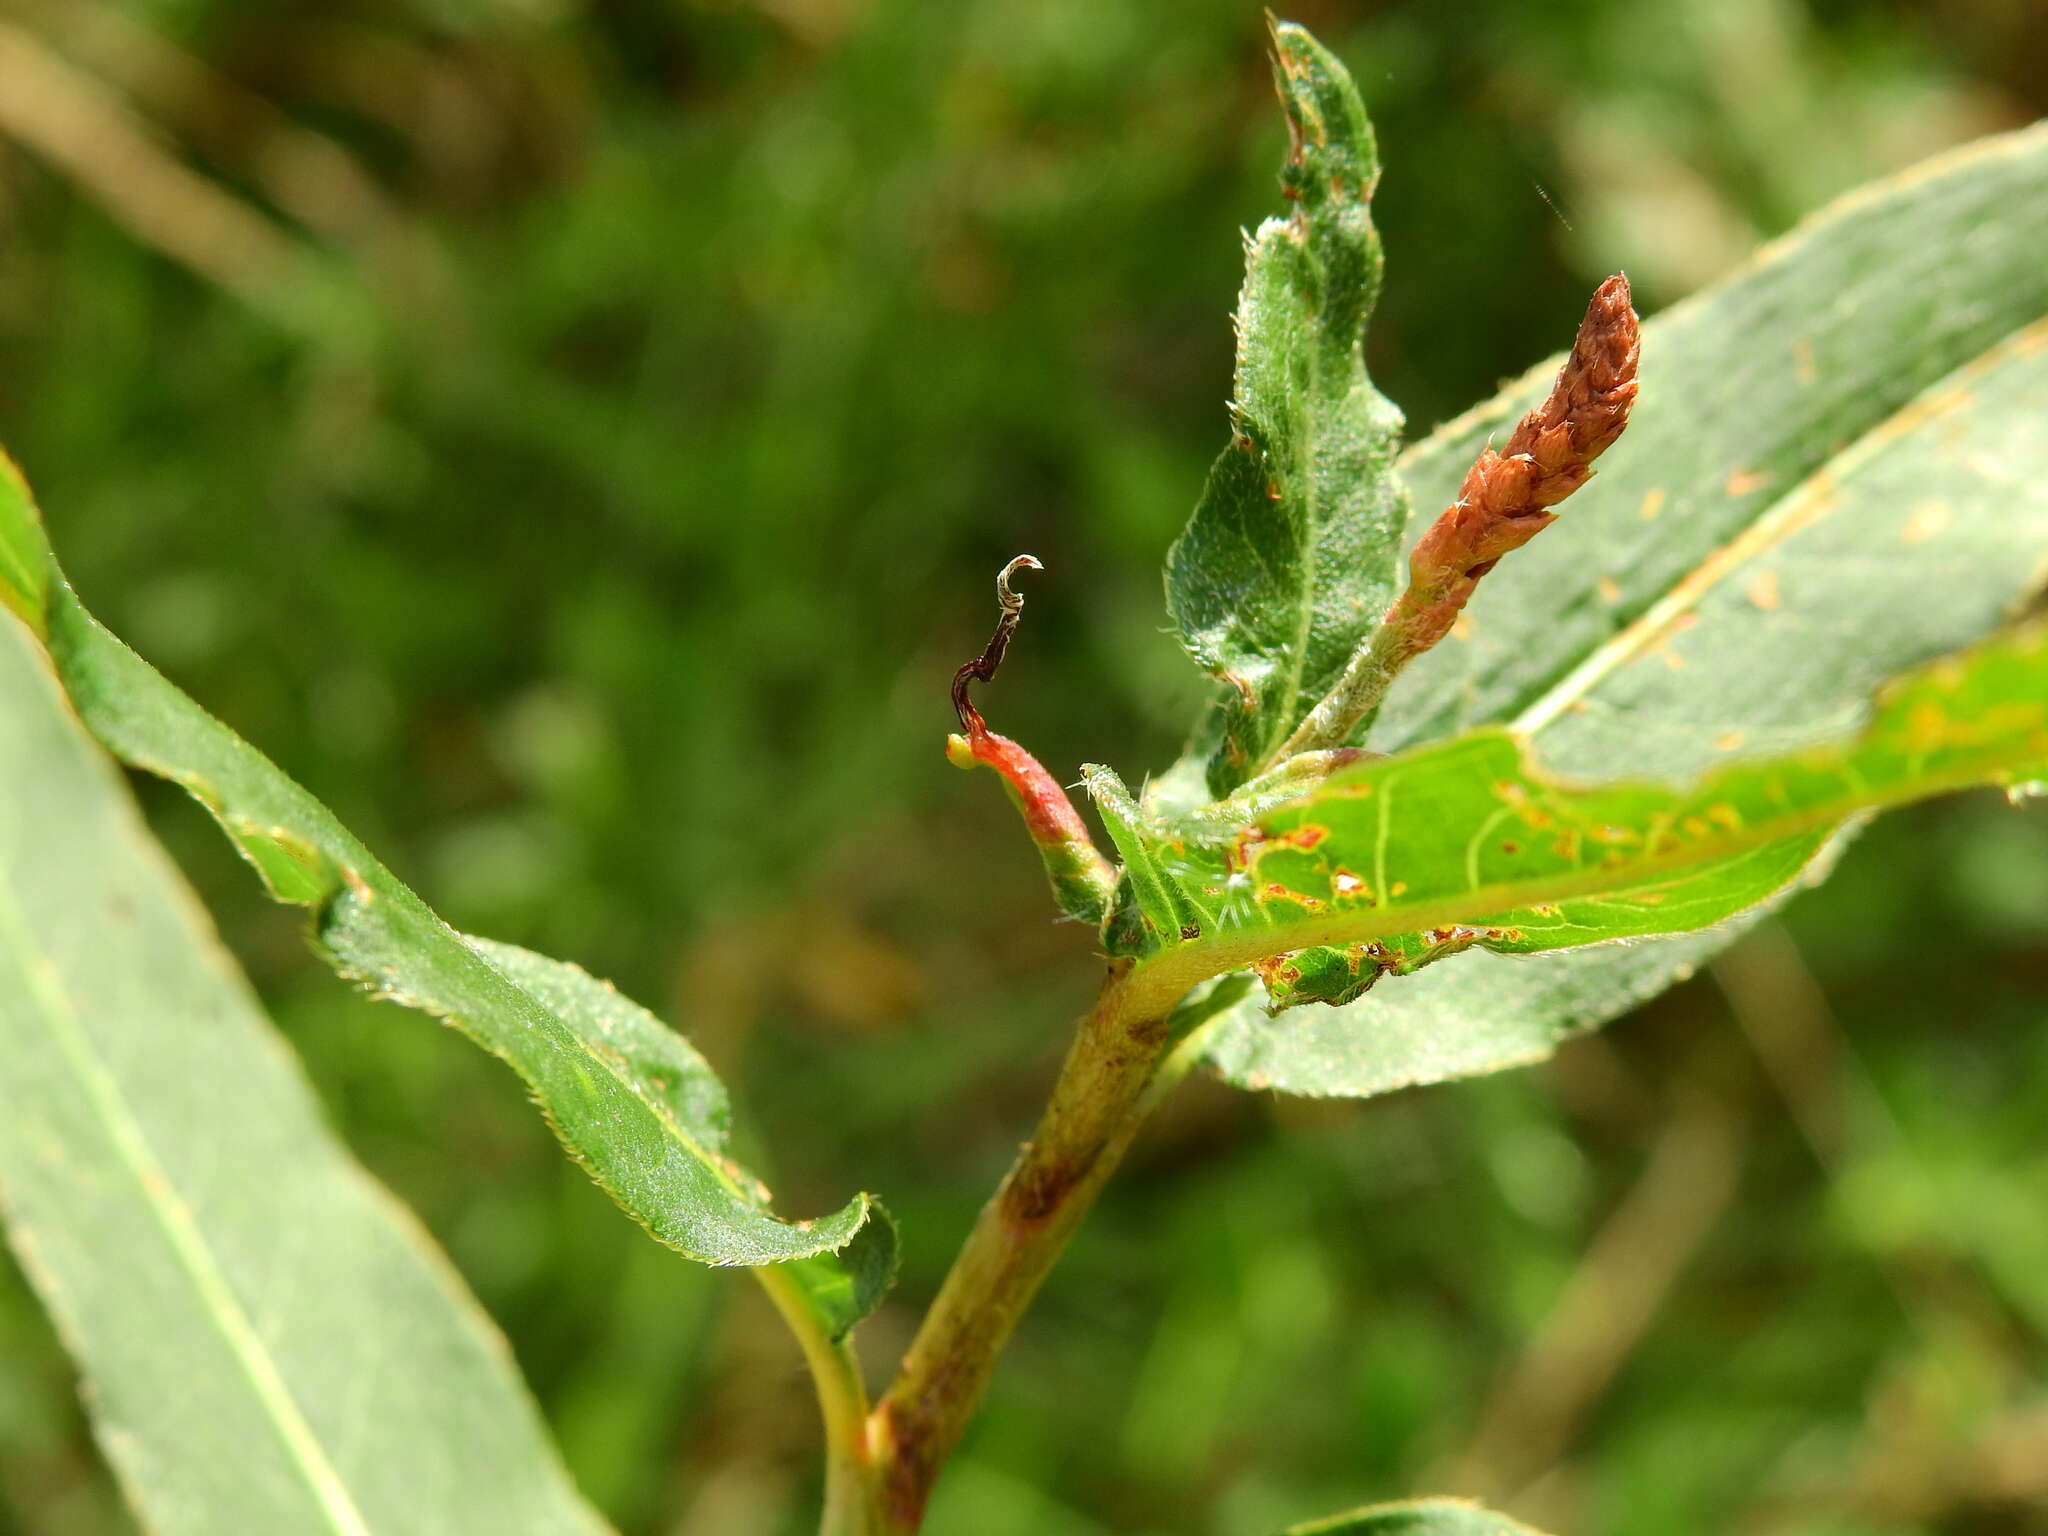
[1204,120,2048,1094]
[1163,22,1411,796]
[1203,906,1784,1098]
[2,462,886,1310]
[45,583,875,1266]
[0,609,609,1536]
[780,1205,903,1344]
[1104,618,2045,1048]
[1280,1497,1551,1535]
[0,452,45,637]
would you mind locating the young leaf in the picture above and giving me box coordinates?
[1164,21,1411,795]
[0,610,609,1536]
[1204,120,2048,1095]
[1280,1497,1551,1535]
[1099,616,2044,1014]
[0,461,890,1319]
[1228,623,2034,961]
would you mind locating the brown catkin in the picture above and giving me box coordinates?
[1400,273,1640,639]
[1274,274,1640,764]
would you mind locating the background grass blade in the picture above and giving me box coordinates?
[0,608,610,1536]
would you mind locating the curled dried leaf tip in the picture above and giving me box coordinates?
[945,556,1115,925]
[951,554,1041,738]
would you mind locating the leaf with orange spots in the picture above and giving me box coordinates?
[1182,120,2048,1094]
[1088,625,2046,1081]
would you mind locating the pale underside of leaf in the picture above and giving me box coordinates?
[0,612,610,1536]
[1195,120,2048,1096]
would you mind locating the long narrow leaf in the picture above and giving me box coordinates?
[0,458,888,1306]
[1104,619,2044,1009]
[0,608,610,1536]
[1164,22,1411,795]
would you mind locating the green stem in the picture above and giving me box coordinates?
[1271,617,1412,763]
[752,1265,881,1536]
[866,959,1192,1532]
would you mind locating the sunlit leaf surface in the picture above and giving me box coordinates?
[1,461,890,1313]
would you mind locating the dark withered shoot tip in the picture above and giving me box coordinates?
[944,555,1116,926]
[951,555,1043,736]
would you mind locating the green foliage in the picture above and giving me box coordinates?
[1165,23,1411,796]
[2,3,2046,1534]
[1187,116,2048,1097]
[1379,128,2048,780]
[1102,621,2044,993]
[47,576,879,1270]
[0,599,607,1535]
[0,479,888,1333]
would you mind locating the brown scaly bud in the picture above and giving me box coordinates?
[1504,272,1640,483]
[1275,275,1639,762]
[1405,273,1639,626]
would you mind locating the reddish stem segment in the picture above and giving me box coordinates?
[947,557,1116,923]
[871,960,1172,1532]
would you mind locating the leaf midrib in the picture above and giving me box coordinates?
[1265,216,1355,773]
[0,852,372,1536]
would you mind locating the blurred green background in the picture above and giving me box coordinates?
[2,0,2046,1532]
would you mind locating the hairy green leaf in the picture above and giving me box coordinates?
[0,460,889,1317]
[1200,120,2048,1094]
[1164,21,1411,795]
[780,1203,903,1345]
[1280,1497,1551,1535]
[0,609,609,1536]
